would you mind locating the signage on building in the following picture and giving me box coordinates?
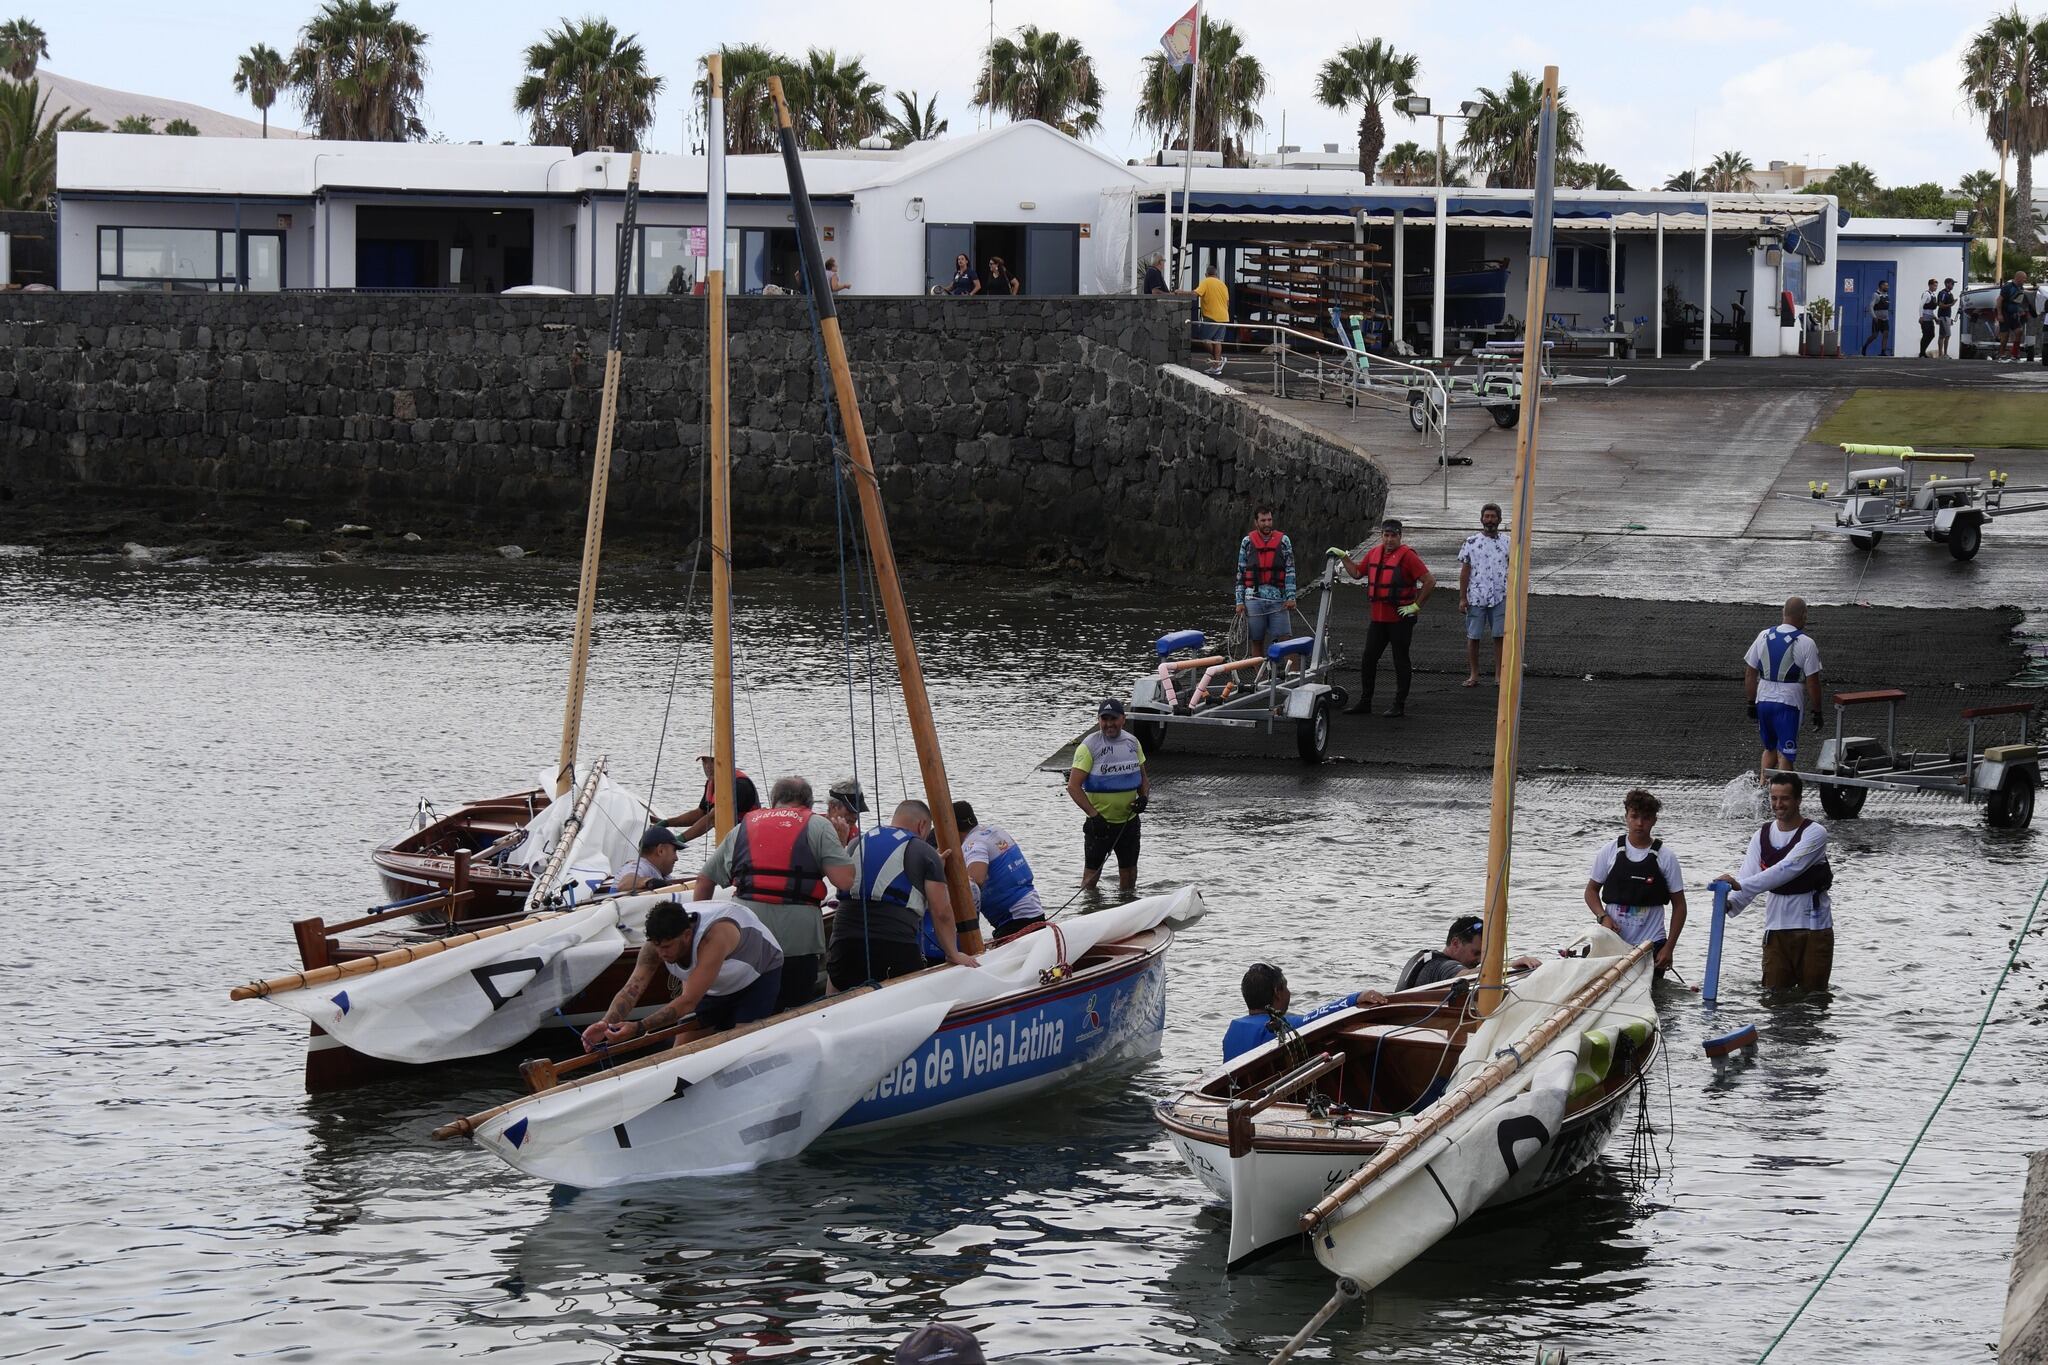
[687,226,707,258]
[276,215,293,230]
[1079,223,1092,238]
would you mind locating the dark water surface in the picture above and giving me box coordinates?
[2,553,2043,1364]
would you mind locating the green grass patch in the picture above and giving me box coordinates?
[1808,388,2048,450]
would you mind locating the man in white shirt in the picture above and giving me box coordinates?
[1720,771,1835,993]
[1456,501,1509,688]
[1743,597,1824,783]
[1582,788,1687,977]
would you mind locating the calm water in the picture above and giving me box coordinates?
[2,553,2044,1364]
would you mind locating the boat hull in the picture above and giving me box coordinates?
[368,791,544,922]
[831,930,1169,1136]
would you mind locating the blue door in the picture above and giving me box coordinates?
[1838,260,1897,357]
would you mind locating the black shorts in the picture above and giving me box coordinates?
[1084,813,1141,871]
[825,934,925,991]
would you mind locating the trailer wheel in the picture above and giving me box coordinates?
[1988,769,2036,830]
[1408,390,1428,432]
[1490,403,1520,429]
[1947,516,1983,561]
[1817,781,1867,820]
[1134,719,1168,754]
[1296,697,1332,763]
[1848,529,1882,551]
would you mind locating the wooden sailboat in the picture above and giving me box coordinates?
[419,77,1198,1186]
[1155,68,1661,1304]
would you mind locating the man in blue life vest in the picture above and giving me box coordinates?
[1067,698,1149,896]
[693,775,856,1010]
[1743,597,1823,783]
[1719,771,1836,994]
[1582,788,1688,977]
[1223,961,1387,1062]
[951,800,1045,940]
[829,799,976,990]
[1235,504,1297,664]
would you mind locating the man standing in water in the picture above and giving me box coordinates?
[1067,699,1148,896]
[1743,597,1823,783]
[1582,788,1688,977]
[1720,771,1835,994]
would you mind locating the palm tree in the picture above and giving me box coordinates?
[1703,149,1754,192]
[0,77,94,209]
[1960,7,2048,253]
[1136,16,1267,167]
[1563,160,1631,190]
[115,114,156,134]
[514,18,662,153]
[1818,160,1879,214]
[972,25,1102,138]
[1663,168,1701,191]
[1313,37,1418,180]
[232,42,289,139]
[884,89,947,148]
[0,16,48,81]
[289,0,429,142]
[1957,168,2007,229]
[694,44,795,154]
[1379,138,1425,184]
[794,48,887,148]
[164,117,199,136]
[1458,70,1583,188]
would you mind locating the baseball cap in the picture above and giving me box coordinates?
[828,778,868,814]
[894,1324,987,1365]
[1098,698,1125,718]
[640,825,680,852]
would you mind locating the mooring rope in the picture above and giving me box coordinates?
[1753,866,2048,1363]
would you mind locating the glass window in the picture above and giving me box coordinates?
[632,226,699,294]
[99,228,118,277]
[97,226,236,290]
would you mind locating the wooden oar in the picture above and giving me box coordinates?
[1297,939,1652,1233]
[231,911,562,1000]
[430,985,874,1140]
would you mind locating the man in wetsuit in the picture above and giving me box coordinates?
[1582,787,1688,976]
[1222,961,1387,1062]
[1341,518,1435,717]
[1720,771,1836,994]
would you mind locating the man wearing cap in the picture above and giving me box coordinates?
[1395,916,1540,990]
[580,897,785,1050]
[1067,698,1149,895]
[1340,518,1436,717]
[1224,961,1388,1062]
[824,778,867,847]
[615,826,682,893]
[661,752,753,844]
[693,775,857,1010]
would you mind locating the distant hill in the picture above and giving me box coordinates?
[31,70,303,139]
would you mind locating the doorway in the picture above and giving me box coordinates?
[1837,260,1897,357]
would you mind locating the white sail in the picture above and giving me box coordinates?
[267,893,664,1063]
[473,887,1204,1187]
[504,768,651,903]
[1310,933,1654,1290]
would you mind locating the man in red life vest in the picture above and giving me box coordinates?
[693,775,856,1010]
[1339,518,1436,717]
[1235,504,1297,664]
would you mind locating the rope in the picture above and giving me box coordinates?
[1752,866,2048,1363]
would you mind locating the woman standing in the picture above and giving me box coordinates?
[985,256,1022,296]
[948,253,981,296]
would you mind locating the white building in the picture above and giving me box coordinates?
[57,120,1940,362]
[57,121,1141,297]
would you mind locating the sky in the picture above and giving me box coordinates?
[39,0,2022,189]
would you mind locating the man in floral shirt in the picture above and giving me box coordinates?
[1457,502,1509,687]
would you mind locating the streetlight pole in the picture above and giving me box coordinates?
[1397,95,1478,189]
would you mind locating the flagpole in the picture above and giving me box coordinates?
[1177,0,1202,288]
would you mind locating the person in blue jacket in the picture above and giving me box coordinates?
[1223,962,1387,1062]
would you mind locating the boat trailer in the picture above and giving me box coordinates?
[1125,553,1348,763]
[1799,687,2038,830]
[1808,443,2048,560]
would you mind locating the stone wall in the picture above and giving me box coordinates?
[0,292,1385,576]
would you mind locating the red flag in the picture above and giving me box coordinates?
[1160,4,1198,71]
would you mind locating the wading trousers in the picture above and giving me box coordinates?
[1359,616,1417,706]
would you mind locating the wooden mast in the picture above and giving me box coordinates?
[705,57,737,838]
[555,151,645,795]
[765,77,983,953]
[1477,66,1559,1017]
